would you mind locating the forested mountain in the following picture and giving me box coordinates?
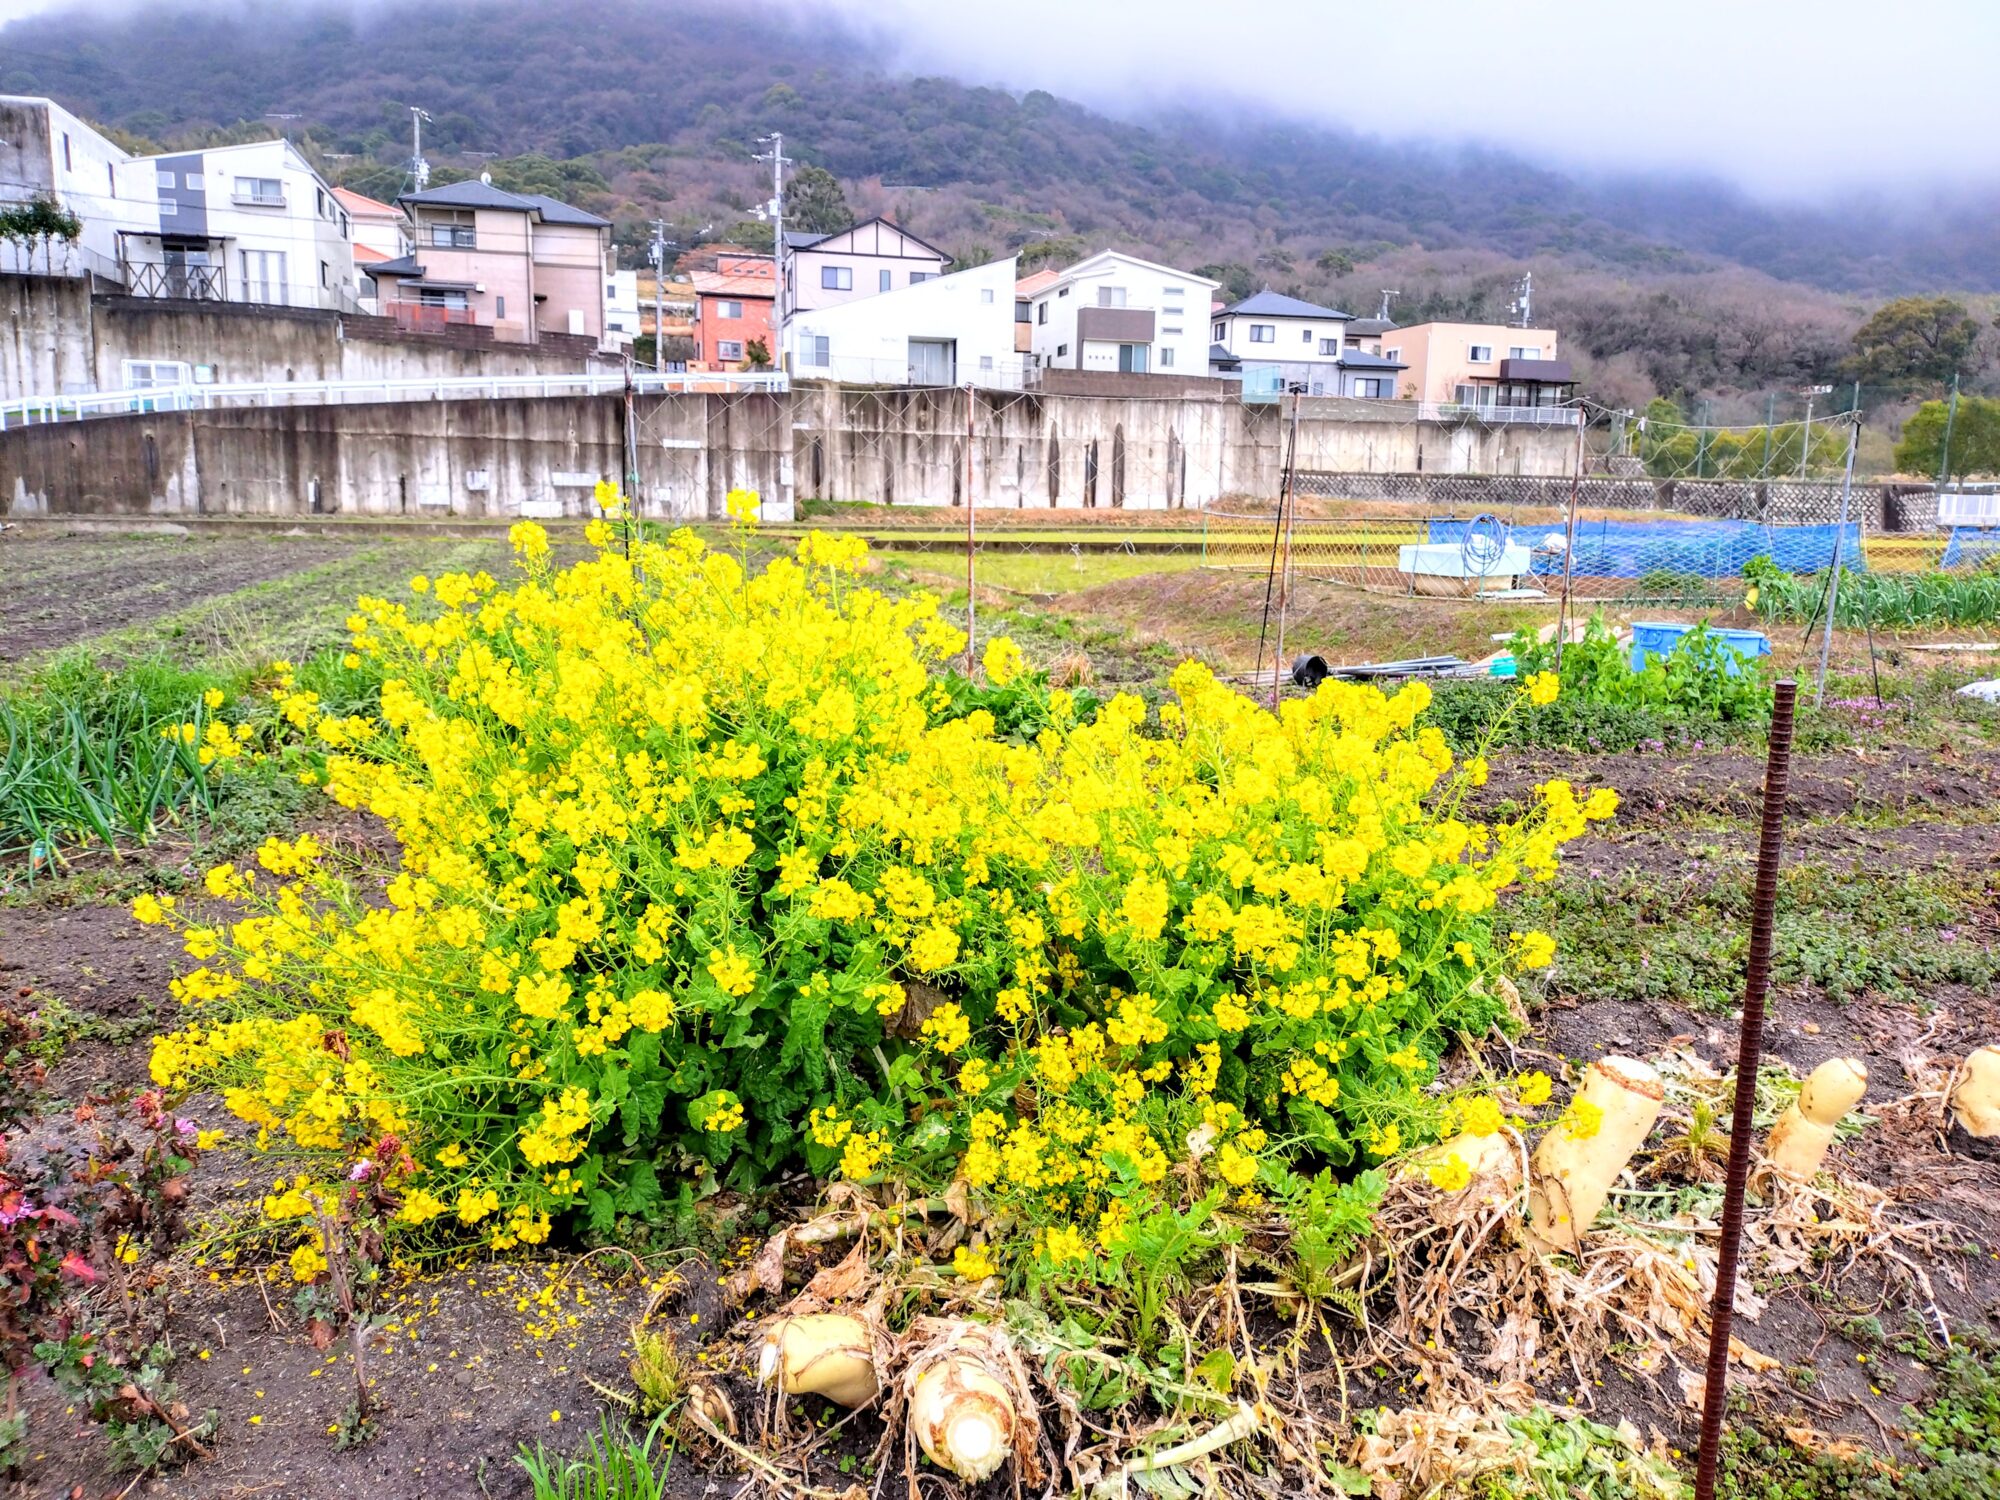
[3,0,1994,412]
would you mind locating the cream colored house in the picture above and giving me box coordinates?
[1382,322,1573,408]
[785,217,951,314]
[372,178,613,347]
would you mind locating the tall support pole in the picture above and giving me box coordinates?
[964,382,977,675]
[1798,396,1813,479]
[1692,679,1798,1500]
[1759,391,1776,480]
[649,219,667,374]
[1813,397,1860,707]
[1270,386,1303,712]
[1554,411,1587,673]
[1936,370,1962,492]
[755,133,791,369]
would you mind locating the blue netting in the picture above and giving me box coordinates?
[1426,518,1864,579]
[1941,527,2000,570]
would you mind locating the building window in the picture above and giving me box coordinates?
[1302,328,1313,342]
[240,248,287,302]
[879,269,891,292]
[821,265,853,290]
[1213,322,1224,341]
[1353,378,1385,398]
[62,134,72,172]
[157,170,175,189]
[718,339,745,360]
[980,287,995,304]
[1037,302,1048,325]
[1163,285,1183,299]
[316,188,326,217]
[320,260,330,288]
[607,283,617,299]
[1098,286,1127,307]
[416,286,469,310]
[805,335,830,367]
[979,354,994,371]
[719,300,743,319]
[1161,326,1182,335]
[1056,343,1068,357]
[428,225,475,248]
[233,176,284,206]
[1249,324,1275,343]
[1508,345,1538,360]
[1159,347,1175,368]
[158,198,176,217]
[1385,347,1400,363]
[1468,345,1493,362]
[1057,286,1068,297]
[496,296,506,319]
[1319,338,1340,355]
[1015,299,1030,323]
[339,213,349,237]
[910,272,932,284]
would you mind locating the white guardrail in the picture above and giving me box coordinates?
[1415,401,1583,427]
[0,369,790,431]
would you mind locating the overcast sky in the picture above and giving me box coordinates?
[822,0,2000,199]
[4,0,1997,198]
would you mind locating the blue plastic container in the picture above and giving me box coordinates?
[1488,654,1517,678]
[1629,622,1771,675]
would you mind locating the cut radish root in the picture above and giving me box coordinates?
[1404,1129,1523,1192]
[1766,1057,1867,1180]
[1526,1056,1664,1255]
[1950,1045,2000,1138]
[755,1313,879,1407]
[904,1322,1024,1483]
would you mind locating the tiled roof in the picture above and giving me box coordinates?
[1222,290,1352,320]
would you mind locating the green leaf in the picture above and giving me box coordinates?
[586,1188,617,1232]
[618,1158,662,1219]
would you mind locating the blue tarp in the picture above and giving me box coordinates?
[1426,518,1866,579]
[1941,527,2000,570]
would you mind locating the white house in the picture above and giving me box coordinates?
[1209,290,1406,397]
[604,269,640,347]
[0,96,160,279]
[125,139,356,311]
[1025,250,1215,377]
[786,255,1020,387]
[785,216,952,315]
[331,186,410,306]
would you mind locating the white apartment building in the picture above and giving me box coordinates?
[126,139,356,311]
[604,269,641,347]
[785,217,952,316]
[786,256,1020,387]
[1025,251,1216,376]
[1209,291,1406,397]
[0,96,160,279]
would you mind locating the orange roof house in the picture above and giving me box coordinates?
[691,254,776,368]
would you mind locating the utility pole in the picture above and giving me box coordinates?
[406,106,432,195]
[1798,393,1814,478]
[1377,289,1399,322]
[754,133,792,369]
[1511,270,1532,328]
[1936,370,1961,491]
[648,219,668,374]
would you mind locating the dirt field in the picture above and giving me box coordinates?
[3,526,1997,1498]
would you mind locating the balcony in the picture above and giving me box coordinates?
[392,302,479,333]
[1077,306,1157,343]
[124,262,225,301]
[231,191,287,209]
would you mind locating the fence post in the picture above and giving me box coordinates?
[1813,406,1860,706]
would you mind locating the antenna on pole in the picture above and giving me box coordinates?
[647,218,671,374]
[753,132,792,369]
[1510,270,1532,328]
[406,106,433,195]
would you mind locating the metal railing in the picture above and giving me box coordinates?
[391,303,480,333]
[1418,400,1581,426]
[124,262,226,301]
[0,369,791,430]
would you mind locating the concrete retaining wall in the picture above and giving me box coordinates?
[4,386,1585,519]
[2,273,622,401]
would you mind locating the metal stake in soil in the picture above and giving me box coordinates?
[1692,677,1798,1500]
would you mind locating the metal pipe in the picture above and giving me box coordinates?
[1692,678,1797,1500]
[1814,394,1861,706]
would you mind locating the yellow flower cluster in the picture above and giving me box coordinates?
[144,517,1604,1273]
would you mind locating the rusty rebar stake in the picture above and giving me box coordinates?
[1693,678,1797,1500]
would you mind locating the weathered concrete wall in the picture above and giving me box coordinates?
[3,393,788,519]
[3,386,1582,518]
[2,273,622,401]
[1,275,95,398]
